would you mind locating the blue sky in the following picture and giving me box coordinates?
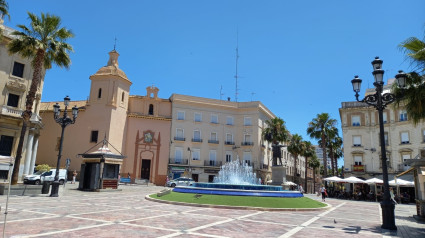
[6,1,425,166]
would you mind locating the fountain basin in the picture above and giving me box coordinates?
[173,184,303,198]
[193,182,283,191]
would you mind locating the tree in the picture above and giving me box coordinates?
[393,72,425,124]
[0,0,10,38]
[399,35,425,73]
[287,134,305,186]
[320,127,342,176]
[0,0,9,20]
[393,34,425,124]
[302,141,316,193]
[307,113,337,178]
[262,117,290,166]
[333,144,343,175]
[8,12,74,184]
[308,155,320,193]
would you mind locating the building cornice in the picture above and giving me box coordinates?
[127,113,171,121]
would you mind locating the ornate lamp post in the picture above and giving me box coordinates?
[50,96,79,197]
[351,57,406,230]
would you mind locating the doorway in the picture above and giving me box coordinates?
[141,159,151,180]
[192,174,199,182]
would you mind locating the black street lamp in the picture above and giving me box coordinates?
[351,57,407,230]
[50,96,79,197]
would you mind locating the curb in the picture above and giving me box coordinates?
[145,194,332,212]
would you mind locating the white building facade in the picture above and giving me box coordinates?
[169,94,277,183]
[0,24,44,180]
[340,80,423,180]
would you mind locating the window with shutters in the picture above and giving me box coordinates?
[352,115,360,126]
[7,93,19,107]
[354,155,362,165]
[0,135,14,156]
[353,136,361,147]
[12,62,24,78]
[400,132,409,144]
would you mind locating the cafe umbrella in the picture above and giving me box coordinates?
[365,178,384,202]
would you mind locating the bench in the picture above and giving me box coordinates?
[120,178,131,184]
[157,189,171,197]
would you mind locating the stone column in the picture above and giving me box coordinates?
[23,131,34,175]
[29,136,39,175]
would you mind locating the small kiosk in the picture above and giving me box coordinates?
[406,159,425,219]
[78,139,125,191]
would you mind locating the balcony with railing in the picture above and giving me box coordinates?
[351,164,366,172]
[192,138,203,143]
[243,161,254,167]
[174,137,185,141]
[397,163,410,172]
[241,142,254,146]
[260,163,269,170]
[169,158,188,165]
[1,105,23,118]
[225,141,235,145]
[204,160,222,167]
[208,139,219,144]
[341,101,369,108]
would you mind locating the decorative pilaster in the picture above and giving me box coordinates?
[23,131,34,175]
[29,136,39,175]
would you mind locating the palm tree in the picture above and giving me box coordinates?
[319,127,341,175]
[393,72,425,124]
[307,113,337,178]
[8,12,74,184]
[262,117,290,166]
[287,134,305,186]
[333,146,343,176]
[0,0,10,38]
[393,34,425,124]
[308,154,320,194]
[0,0,9,19]
[399,36,425,73]
[302,141,316,193]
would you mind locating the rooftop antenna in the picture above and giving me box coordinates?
[114,37,117,50]
[235,29,239,102]
[220,85,224,100]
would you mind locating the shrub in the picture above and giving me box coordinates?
[35,164,50,172]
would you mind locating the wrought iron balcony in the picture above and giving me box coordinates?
[241,142,254,146]
[208,139,219,144]
[192,138,203,143]
[174,137,185,141]
[169,158,188,165]
[397,163,410,172]
[351,164,366,172]
[204,160,222,167]
[225,141,235,145]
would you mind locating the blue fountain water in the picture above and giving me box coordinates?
[213,160,260,185]
[173,160,303,197]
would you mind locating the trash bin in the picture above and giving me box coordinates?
[41,181,51,194]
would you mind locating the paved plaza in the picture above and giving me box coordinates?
[0,183,423,238]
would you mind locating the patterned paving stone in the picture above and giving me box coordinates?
[0,184,423,237]
[36,224,176,238]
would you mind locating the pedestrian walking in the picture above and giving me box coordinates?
[72,170,77,184]
[320,185,327,202]
[390,188,398,205]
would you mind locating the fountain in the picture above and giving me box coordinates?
[173,160,303,197]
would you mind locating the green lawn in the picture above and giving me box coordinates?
[150,192,326,209]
